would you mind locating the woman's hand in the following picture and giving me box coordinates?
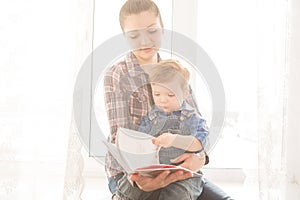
[129,170,192,192]
[171,153,206,172]
[129,153,206,192]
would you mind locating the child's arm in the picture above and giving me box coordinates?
[152,133,203,152]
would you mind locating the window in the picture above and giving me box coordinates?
[197,0,258,169]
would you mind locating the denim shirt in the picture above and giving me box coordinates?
[138,102,209,164]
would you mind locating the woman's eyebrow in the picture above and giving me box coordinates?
[125,23,159,33]
[126,30,139,34]
[147,23,158,28]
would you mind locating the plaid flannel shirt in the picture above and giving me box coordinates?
[103,52,201,177]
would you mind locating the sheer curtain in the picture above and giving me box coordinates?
[257,0,300,199]
[256,0,289,199]
[197,0,299,199]
[0,0,93,199]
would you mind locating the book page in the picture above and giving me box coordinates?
[117,127,157,153]
[102,140,133,173]
[116,128,159,171]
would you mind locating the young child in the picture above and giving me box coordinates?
[139,60,208,164]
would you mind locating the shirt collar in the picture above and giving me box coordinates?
[180,101,194,111]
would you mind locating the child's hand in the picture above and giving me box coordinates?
[152,132,176,148]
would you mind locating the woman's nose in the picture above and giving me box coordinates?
[140,32,152,46]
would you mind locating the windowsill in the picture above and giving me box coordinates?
[202,167,246,183]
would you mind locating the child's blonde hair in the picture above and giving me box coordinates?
[148,59,190,92]
[119,0,163,31]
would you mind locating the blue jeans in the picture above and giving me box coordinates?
[108,174,234,200]
[109,173,203,200]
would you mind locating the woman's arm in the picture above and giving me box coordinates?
[104,67,130,143]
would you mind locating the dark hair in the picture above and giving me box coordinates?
[119,0,163,31]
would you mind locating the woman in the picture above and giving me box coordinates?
[104,0,232,199]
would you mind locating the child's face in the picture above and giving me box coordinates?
[123,11,162,63]
[151,82,186,114]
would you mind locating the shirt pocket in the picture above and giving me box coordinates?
[128,91,148,119]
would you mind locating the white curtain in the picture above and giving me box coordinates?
[0,0,93,199]
[256,0,300,199]
[256,0,287,198]
[197,0,298,199]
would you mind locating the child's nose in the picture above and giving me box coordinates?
[159,96,167,102]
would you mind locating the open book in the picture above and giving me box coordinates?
[102,127,202,178]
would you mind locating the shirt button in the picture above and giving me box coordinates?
[154,120,158,125]
[179,116,184,121]
[132,92,138,97]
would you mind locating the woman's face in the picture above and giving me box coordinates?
[123,11,163,64]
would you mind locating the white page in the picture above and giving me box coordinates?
[117,127,157,154]
[102,140,133,173]
[116,128,159,170]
